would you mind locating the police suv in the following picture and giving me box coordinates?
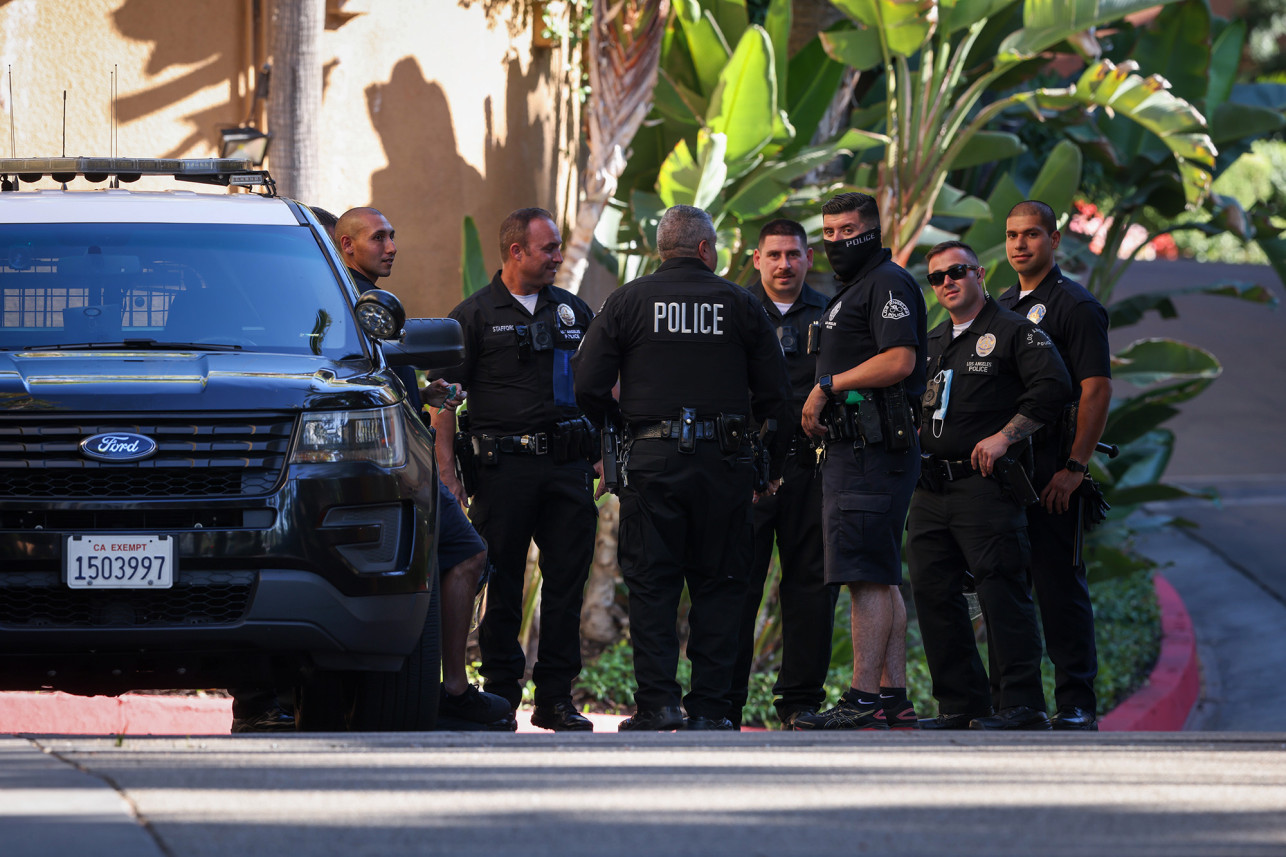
[0,157,461,730]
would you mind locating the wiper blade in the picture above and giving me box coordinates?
[25,339,243,352]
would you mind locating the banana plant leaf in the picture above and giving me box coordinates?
[1104,377,1213,445]
[998,0,1185,62]
[829,0,937,59]
[1111,338,1221,387]
[673,2,732,97]
[657,129,729,209]
[706,25,778,165]
[460,216,489,299]
[1108,282,1279,328]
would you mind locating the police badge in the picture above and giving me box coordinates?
[557,303,576,327]
[976,333,996,357]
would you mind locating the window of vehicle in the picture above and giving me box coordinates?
[0,223,361,357]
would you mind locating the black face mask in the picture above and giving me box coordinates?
[824,227,882,284]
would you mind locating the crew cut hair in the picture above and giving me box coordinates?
[821,192,880,231]
[757,218,808,248]
[499,207,556,260]
[656,204,716,260]
[925,240,979,266]
[1008,200,1058,234]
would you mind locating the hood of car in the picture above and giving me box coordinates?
[0,350,402,413]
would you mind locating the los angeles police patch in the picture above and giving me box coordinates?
[557,303,576,327]
[882,291,910,320]
[1027,303,1047,324]
[976,333,997,357]
[1026,327,1053,347]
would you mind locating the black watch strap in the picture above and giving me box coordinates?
[1065,457,1087,473]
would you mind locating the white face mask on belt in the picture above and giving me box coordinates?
[925,369,953,439]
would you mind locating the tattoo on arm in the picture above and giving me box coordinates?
[1001,415,1042,444]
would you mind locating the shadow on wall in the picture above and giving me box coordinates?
[368,48,571,317]
[112,0,241,158]
[456,0,533,38]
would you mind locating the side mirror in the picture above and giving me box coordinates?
[355,289,407,340]
[383,318,465,369]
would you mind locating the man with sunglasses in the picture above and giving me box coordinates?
[910,241,1071,730]
[996,200,1113,731]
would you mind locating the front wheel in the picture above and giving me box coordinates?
[349,569,442,731]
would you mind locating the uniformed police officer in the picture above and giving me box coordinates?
[909,240,1072,731]
[795,192,928,731]
[431,207,598,732]
[572,204,791,731]
[726,219,837,730]
[996,200,1113,731]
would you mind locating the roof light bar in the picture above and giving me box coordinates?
[0,157,276,195]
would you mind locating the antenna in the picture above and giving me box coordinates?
[61,89,67,158]
[8,66,14,158]
[113,64,119,159]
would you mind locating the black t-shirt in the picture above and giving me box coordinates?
[816,249,928,398]
[997,264,1111,395]
[572,255,790,437]
[749,280,827,431]
[448,272,594,435]
[921,298,1072,460]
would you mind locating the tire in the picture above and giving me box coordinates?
[294,669,354,732]
[348,566,442,731]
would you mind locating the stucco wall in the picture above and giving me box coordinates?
[0,0,580,318]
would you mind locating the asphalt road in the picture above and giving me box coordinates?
[7,732,1286,857]
[1108,259,1286,730]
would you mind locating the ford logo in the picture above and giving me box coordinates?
[80,432,158,462]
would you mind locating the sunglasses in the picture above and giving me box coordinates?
[926,264,979,286]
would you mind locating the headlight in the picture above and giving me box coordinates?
[292,406,406,467]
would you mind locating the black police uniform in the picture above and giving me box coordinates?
[907,298,1071,716]
[447,272,598,709]
[998,264,1111,713]
[816,249,927,585]
[728,280,836,724]
[572,256,791,721]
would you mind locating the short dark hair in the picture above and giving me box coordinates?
[925,240,978,266]
[757,218,808,248]
[1007,200,1057,233]
[821,192,880,230]
[499,207,556,261]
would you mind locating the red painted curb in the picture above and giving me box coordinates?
[2,573,1198,735]
[1099,573,1200,732]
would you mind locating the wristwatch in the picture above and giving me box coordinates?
[1065,457,1087,473]
[818,374,834,400]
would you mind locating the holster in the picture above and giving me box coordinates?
[552,416,595,464]
[994,456,1039,507]
[453,412,478,496]
[716,412,748,456]
[917,454,945,493]
[677,406,698,454]
[856,396,884,446]
[751,418,775,493]
[878,383,914,452]
[600,422,621,494]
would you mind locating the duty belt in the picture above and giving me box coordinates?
[924,457,977,482]
[630,420,718,441]
[488,432,550,455]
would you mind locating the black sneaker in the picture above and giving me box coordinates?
[792,691,889,731]
[778,708,817,730]
[969,705,1052,731]
[684,716,735,731]
[437,684,516,731]
[231,702,295,734]
[618,706,685,732]
[879,697,920,730]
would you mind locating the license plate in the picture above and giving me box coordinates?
[64,535,175,589]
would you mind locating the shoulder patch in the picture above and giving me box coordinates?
[975,333,996,357]
[1027,303,1047,324]
[1026,327,1053,348]
[882,291,910,320]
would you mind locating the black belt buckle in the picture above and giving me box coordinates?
[677,407,697,454]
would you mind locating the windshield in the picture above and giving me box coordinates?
[0,223,363,357]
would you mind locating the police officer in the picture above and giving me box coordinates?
[997,200,1112,731]
[726,219,836,730]
[909,241,1072,731]
[795,192,927,731]
[431,207,598,732]
[336,206,513,731]
[572,204,791,731]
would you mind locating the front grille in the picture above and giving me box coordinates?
[0,414,294,499]
[0,570,255,628]
[0,507,275,530]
